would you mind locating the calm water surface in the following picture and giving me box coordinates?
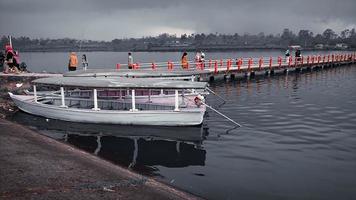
[20,50,350,73]
[11,52,356,200]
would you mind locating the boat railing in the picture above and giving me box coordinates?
[40,96,175,111]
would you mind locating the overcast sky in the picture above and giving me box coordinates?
[0,0,355,41]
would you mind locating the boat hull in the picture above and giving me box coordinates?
[10,94,205,126]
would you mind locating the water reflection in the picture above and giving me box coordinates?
[7,65,356,200]
[12,111,208,175]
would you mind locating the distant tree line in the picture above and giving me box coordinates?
[1,28,355,52]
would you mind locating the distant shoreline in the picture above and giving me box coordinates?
[16,47,354,53]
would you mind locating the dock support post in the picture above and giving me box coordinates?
[147,89,152,103]
[60,87,67,108]
[33,85,37,103]
[131,89,138,112]
[92,89,100,111]
[174,90,180,112]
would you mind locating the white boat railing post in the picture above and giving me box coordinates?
[130,89,138,112]
[148,89,152,103]
[181,89,186,107]
[59,87,67,108]
[174,89,180,111]
[191,75,196,94]
[92,88,100,111]
[33,85,37,103]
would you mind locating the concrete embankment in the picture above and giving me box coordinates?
[0,75,200,199]
[0,119,200,200]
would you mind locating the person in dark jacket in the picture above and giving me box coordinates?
[0,51,4,71]
[4,45,19,73]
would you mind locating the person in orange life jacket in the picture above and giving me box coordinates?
[68,52,78,71]
[181,52,189,69]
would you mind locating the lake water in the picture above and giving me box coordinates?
[20,50,350,73]
[10,51,356,200]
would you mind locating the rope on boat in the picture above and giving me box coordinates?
[183,96,241,127]
[206,87,226,103]
[202,101,242,127]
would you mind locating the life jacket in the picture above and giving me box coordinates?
[69,53,78,67]
[5,45,12,53]
[181,55,188,68]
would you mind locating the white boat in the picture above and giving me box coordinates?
[9,76,208,126]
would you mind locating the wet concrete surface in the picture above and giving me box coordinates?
[0,118,200,200]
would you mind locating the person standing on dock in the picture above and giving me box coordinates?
[128,52,133,69]
[68,52,78,71]
[195,52,201,64]
[200,51,205,68]
[4,45,19,74]
[285,49,290,63]
[181,52,189,69]
[295,49,301,61]
[81,54,88,71]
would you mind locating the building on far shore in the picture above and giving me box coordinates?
[335,43,348,49]
[314,44,324,49]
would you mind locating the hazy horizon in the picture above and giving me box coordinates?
[1,0,355,41]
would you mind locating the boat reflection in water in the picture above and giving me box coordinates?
[12,111,208,175]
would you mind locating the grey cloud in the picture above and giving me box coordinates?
[0,0,355,40]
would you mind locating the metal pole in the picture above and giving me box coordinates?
[33,85,37,103]
[60,87,67,107]
[206,87,226,103]
[204,101,241,127]
[131,89,137,111]
[92,89,100,110]
[9,36,12,47]
[203,101,241,127]
[174,90,179,111]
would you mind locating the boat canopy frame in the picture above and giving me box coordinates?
[32,77,206,112]
[32,77,207,90]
